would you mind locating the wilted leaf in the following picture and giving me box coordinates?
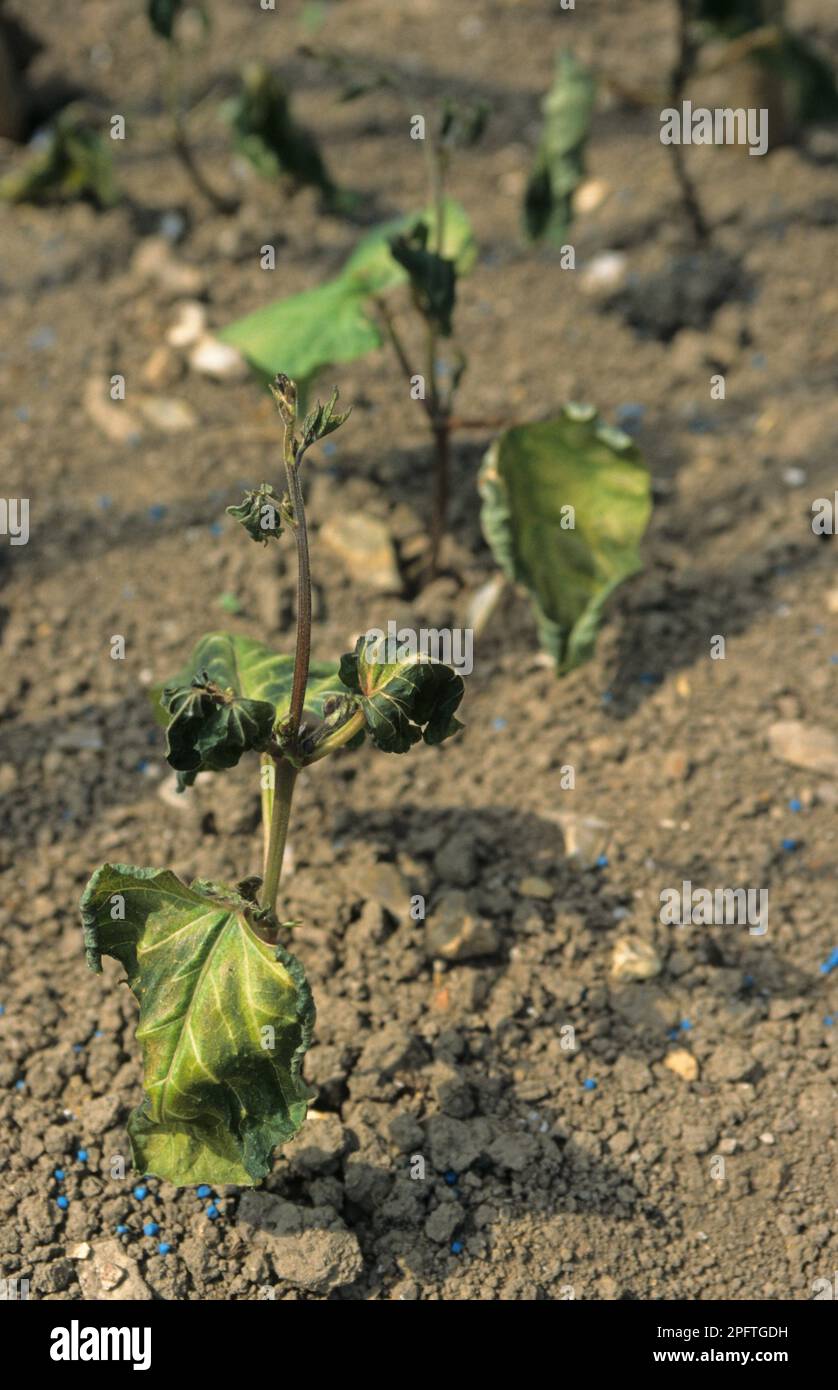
[162,672,276,775]
[338,634,464,753]
[478,405,651,671]
[389,222,457,337]
[219,199,476,384]
[226,482,284,543]
[154,632,350,778]
[524,51,595,245]
[80,863,314,1186]
[0,110,118,208]
[223,63,338,200]
[147,0,184,39]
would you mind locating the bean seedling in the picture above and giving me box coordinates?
[80,376,465,1186]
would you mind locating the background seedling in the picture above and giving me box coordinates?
[79,376,465,1186]
[224,61,352,214]
[147,0,240,216]
[524,51,596,247]
[0,106,118,207]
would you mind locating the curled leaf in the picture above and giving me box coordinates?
[162,671,275,775]
[226,482,284,543]
[154,632,351,775]
[0,110,118,208]
[80,863,314,1186]
[479,404,651,672]
[147,0,184,39]
[223,63,338,202]
[389,222,457,337]
[338,634,464,753]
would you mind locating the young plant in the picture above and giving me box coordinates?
[147,0,240,216]
[223,62,352,215]
[524,51,596,247]
[79,376,465,1187]
[0,107,118,208]
[221,100,488,581]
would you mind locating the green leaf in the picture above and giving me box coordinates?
[338,635,464,753]
[524,51,595,245]
[0,111,118,208]
[300,385,352,449]
[161,673,276,775]
[223,64,337,199]
[478,405,652,672]
[80,864,314,1186]
[219,199,476,384]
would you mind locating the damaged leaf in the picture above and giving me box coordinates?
[80,863,314,1186]
[524,51,595,245]
[338,634,464,753]
[389,221,457,337]
[162,672,276,776]
[226,482,284,543]
[478,404,651,671]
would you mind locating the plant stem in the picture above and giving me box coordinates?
[669,0,709,243]
[305,706,366,764]
[261,758,297,914]
[428,418,450,581]
[261,399,313,916]
[283,443,312,738]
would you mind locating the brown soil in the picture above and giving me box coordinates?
[1,0,837,1302]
